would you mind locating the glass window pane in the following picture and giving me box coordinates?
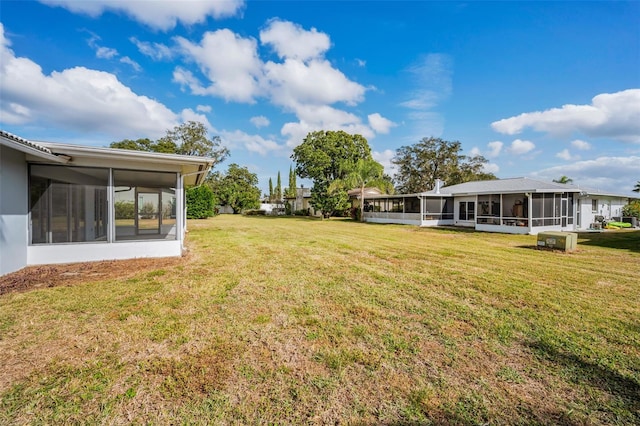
[29,165,108,244]
[113,169,177,241]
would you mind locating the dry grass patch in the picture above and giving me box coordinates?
[1,215,639,424]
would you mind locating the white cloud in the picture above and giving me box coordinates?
[39,0,245,31]
[555,149,577,161]
[373,149,395,176]
[221,129,283,156]
[491,89,640,143]
[196,105,212,113]
[263,58,365,109]
[120,56,141,72]
[507,139,535,155]
[175,29,262,103]
[96,46,118,59]
[250,115,270,128]
[400,54,452,110]
[571,139,591,150]
[399,54,452,140]
[355,59,366,67]
[0,23,178,139]
[470,141,503,159]
[130,37,174,61]
[483,163,500,174]
[531,156,640,195]
[259,19,330,61]
[368,113,396,134]
[487,141,503,158]
[173,24,376,147]
[281,104,376,148]
[179,108,213,131]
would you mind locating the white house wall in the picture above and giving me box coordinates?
[576,196,630,230]
[28,240,182,266]
[0,145,29,276]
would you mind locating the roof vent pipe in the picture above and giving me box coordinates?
[434,178,443,194]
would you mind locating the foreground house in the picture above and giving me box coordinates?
[0,130,214,276]
[361,178,634,235]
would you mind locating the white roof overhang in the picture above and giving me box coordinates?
[37,142,214,186]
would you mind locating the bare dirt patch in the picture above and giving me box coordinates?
[0,256,186,295]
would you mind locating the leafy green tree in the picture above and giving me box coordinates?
[329,158,386,221]
[109,138,155,151]
[292,130,373,217]
[185,185,215,219]
[268,177,274,202]
[158,121,229,163]
[622,200,640,220]
[276,171,282,202]
[633,181,640,193]
[285,165,297,198]
[114,200,135,220]
[208,164,261,214]
[392,137,495,193]
[110,121,229,165]
[553,176,574,184]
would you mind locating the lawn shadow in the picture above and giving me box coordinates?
[526,339,640,422]
[576,230,640,253]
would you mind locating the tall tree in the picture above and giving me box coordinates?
[292,130,373,217]
[633,181,640,193]
[208,164,261,214]
[392,137,495,193]
[285,165,297,198]
[158,121,229,163]
[553,176,574,184]
[268,177,274,202]
[276,171,282,202]
[329,158,385,221]
[110,121,229,167]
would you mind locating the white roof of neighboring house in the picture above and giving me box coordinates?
[429,177,634,199]
[1,130,215,186]
[360,177,635,200]
[347,187,384,197]
[428,177,581,196]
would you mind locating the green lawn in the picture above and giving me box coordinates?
[1,215,639,424]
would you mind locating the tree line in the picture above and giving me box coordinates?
[110,121,504,219]
[111,121,640,221]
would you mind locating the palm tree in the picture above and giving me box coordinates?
[330,159,386,221]
[633,181,640,193]
[553,175,573,184]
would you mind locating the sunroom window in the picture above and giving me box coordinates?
[113,169,177,241]
[29,165,108,244]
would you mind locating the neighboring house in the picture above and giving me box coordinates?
[347,187,384,211]
[362,177,635,235]
[284,187,321,216]
[0,130,214,276]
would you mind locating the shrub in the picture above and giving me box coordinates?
[186,185,214,219]
[244,209,266,216]
[622,200,640,219]
[115,201,135,219]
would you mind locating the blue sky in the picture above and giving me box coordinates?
[1,1,639,196]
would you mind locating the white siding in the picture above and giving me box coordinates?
[28,240,182,266]
[0,145,29,275]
